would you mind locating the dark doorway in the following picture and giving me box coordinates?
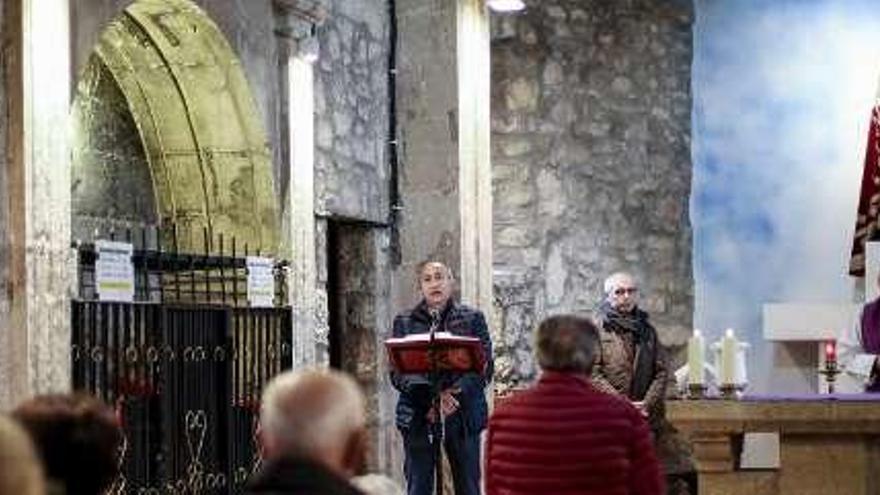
[325,219,385,469]
[327,220,377,376]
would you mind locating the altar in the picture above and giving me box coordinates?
[667,395,880,495]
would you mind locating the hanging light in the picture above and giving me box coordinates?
[487,0,526,12]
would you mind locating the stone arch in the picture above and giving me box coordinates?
[71,0,277,254]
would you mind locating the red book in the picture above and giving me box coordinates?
[385,331,486,374]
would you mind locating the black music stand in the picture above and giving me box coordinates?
[386,331,485,495]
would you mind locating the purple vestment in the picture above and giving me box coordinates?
[860,298,880,391]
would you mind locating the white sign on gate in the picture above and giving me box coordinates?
[247,256,275,308]
[95,240,135,302]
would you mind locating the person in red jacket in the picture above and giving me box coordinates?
[485,315,664,495]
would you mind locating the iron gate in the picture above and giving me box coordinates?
[71,227,292,494]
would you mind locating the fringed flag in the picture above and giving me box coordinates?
[851,106,880,276]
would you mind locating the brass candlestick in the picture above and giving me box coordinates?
[819,359,840,394]
[719,383,737,399]
[687,383,707,399]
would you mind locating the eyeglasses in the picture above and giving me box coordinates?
[613,287,638,296]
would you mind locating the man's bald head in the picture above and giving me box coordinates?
[259,368,367,476]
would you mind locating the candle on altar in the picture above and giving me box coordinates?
[687,329,705,385]
[824,339,837,365]
[720,328,738,385]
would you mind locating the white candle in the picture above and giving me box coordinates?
[687,329,705,385]
[720,328,738,385]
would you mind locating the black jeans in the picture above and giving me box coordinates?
[401,414,481,495]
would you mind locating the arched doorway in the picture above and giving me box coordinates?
[68,2,288,492]
[71,0,278,253]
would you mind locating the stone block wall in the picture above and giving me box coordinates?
[314,0,390,222]
[491,0,694,391]
[313,0,391,363]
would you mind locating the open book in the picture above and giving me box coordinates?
[385,331,485,374]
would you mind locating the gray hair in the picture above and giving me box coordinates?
[603,271,636,295]
[352,474,405,495]
[534,315,599,373]
[260,368,365,459]
[415,260,455,280]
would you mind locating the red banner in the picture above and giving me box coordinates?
[850,106,880,276]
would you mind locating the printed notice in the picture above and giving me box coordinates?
[95,240,135,302]
[247,256,275,308]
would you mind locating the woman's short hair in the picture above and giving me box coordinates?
[13,393,121,495]
[534,315,599,373]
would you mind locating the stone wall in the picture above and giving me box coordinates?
[312,0,391,360]
[312,0,396,474]
[314,0,390,222]
[491,0,694,391]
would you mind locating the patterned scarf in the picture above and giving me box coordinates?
[596,300,657,400]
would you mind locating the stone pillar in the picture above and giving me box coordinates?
[394,0,493,311]
[0,0,73,408]
[490,0,694,390]
[283,40,321,368]
[457,0,493,312]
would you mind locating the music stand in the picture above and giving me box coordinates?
[386,331,486,495]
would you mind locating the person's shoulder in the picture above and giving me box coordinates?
[635,307,654,321]
[451,303,485,318]
[393,306,421,323]
[490,387,537,421]
[585,381,640,411]
[393,310,414,321]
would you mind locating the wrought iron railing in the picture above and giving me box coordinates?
[71,226,292,494]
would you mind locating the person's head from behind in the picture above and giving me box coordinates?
[604,272,639,313]
[0,414,44,495]
[535,315,599,376]
[259,368,367,478]
[352,473,405,495]
[416,260,455,309]
[13,393,121,495]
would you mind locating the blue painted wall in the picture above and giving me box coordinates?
[693,0,880,391]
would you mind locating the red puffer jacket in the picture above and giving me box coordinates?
[485,371,664,495]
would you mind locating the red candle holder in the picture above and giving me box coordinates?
[819,339,840,394]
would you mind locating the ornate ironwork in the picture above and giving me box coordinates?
[71,227,292,494]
